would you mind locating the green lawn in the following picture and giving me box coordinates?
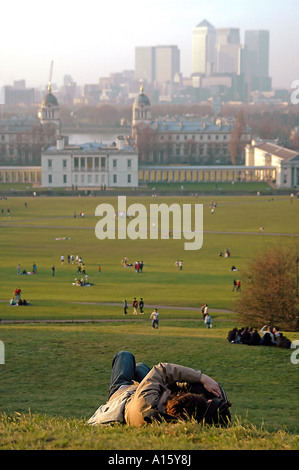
[0,195,298,317]
[0,194,298,450]
[145,181,274,193]
[1,322,298,428]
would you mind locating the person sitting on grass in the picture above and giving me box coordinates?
[260,325,275,346]
[87,350,231,427]
[10,297,17,306]
[73,278,82,286]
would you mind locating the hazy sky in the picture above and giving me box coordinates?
[1,0,298,89]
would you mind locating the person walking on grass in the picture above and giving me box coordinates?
[132,298,138,315]
[139,298,144,314]
[123,299,128,315]
[204,313,212,329]
[203,304,209,317]
[150,308,159,329]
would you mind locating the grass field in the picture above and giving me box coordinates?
[0,194,298,450]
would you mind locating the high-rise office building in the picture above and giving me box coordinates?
[4,86,35,106]
[244,30,269,78]
[155,45,180,83]
[216,44,245,74]
[192,19,216,75]
[135,46,156,83]
[244,30,271,91]
[216,28,240,47]
[215,28,243,74]
[135,45,180,84]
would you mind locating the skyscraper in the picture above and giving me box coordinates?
[216,28,240,47]
[155,45,180,84]
[244,30,271,91]
[192,19,216,75]
[135,46,156,83]
[244,30,270,78]
[135,45,180,84]
[215,28,243,74]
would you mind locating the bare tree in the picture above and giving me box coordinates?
[235,244,299,331]
[134,126,157,162]
[229,109,245,165]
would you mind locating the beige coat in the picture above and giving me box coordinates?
[88,362,203,427]
[125,362,203,426]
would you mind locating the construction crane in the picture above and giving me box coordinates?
[48,60,54,93]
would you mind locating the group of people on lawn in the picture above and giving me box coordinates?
[10,287,29,306]
[121,257,144,273]
[227,325,292,348]
[124,298,145,316]
[175,260,183,270]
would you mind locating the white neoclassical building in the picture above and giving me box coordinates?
[245,140,299,188]
[41,136,138,188]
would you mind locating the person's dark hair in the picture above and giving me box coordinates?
[166,390,232,426]
[165,392,208,423]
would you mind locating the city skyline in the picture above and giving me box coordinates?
[0,0,298,90]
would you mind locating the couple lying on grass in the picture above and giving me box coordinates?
[88,351,231,427]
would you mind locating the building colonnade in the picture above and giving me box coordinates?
[0,165,276,187]
[0,167,41,184]
[139,165,276,184]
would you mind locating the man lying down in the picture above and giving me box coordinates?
[87,351,231,427]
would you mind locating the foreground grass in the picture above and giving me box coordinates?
[1,323,298,434]
[0,412,297,450]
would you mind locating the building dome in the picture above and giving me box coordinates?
[41,84,59,107]
[132,82,152,133]
[42,92,58,107]
[134,83,150,107]
[38,83,61,133]
[135,92,150,107]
